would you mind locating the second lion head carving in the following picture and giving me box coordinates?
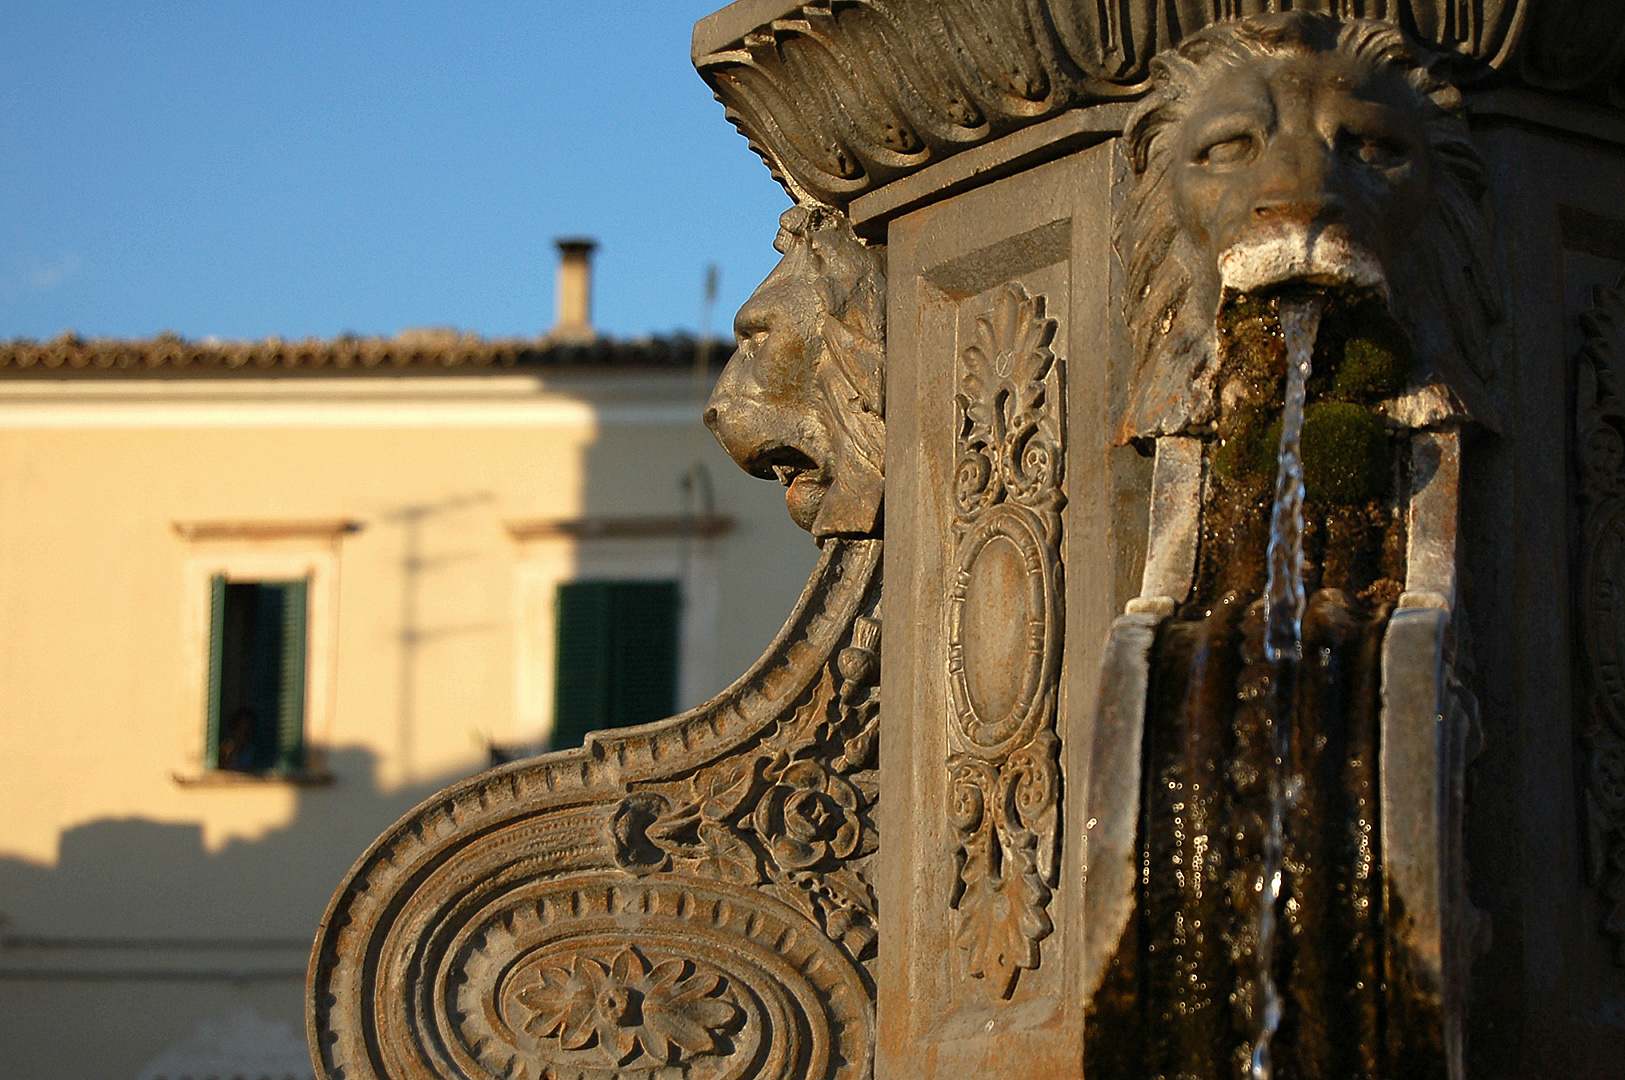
[706,206,886,539]
[1118,12,1501,441]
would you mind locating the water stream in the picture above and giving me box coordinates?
[1251,296,1323,1080]
[1086,290,1408,1080]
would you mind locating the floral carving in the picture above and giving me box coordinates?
[956,287,1065,516]
[1577,273,1625,964]
[516,947,741,1066]
[753,760,863,869]
[610,611,883,963]
[946,283,1064,998]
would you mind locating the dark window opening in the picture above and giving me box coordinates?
[206,576,308,774]
[551,580,679,750]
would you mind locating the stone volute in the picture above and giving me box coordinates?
[308,4,1625,1079]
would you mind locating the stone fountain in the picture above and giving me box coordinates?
[306,4,1625,1078]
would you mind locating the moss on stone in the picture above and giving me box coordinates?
[1217,294,1286,397]
[1330,297,1413,403]
[1297,402,1391,503]
[1213,409,1271,485]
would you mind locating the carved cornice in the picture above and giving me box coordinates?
[173,519,362,542]
[694,0,1625,208]
[307,538,882,1080]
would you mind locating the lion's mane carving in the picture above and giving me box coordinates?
[706,205,886,538]
[1117,13,1502,441]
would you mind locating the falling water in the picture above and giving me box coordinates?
[1250,296,1324,1080]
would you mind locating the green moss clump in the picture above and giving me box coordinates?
[1330,297,1413,403]
[1213,409,1272,485]
[1297,402,1391,503]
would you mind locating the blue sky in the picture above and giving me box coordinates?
[0,1,790,342]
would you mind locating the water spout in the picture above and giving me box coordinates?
[1251,295,1323,1080]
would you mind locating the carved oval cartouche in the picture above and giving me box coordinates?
[436,876,867,1080]
[950,507,1050,754]
[961,534,1029,725]
[945,282,1064,999]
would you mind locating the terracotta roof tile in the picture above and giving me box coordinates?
[0,331,730,376]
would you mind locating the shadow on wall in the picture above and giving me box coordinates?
[0,747,481,1080]
[0,746,470,940]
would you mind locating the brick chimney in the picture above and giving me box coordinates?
[552,237,597,342]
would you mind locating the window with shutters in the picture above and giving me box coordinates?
[550,579,679,750]
[205,576,309,774]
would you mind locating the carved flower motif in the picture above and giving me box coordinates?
[515,947,739,1065]
[752,760,862,870]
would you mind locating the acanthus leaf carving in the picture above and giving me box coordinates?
[946,282,1064,999]
[695,1,1611,210]
[514,946,744,1067]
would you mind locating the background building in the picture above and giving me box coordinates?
[0,246,816,1080]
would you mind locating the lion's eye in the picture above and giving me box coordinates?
[1357,139,1405,166]
[1198,135,1258,167]
[1340,129,1408,167]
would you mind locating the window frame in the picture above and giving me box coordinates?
[175,536,342,784]
[204,576,310,774]
[512,533,721,750]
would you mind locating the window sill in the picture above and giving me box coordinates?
[171,768,334,789]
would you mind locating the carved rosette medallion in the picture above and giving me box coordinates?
[450,878,867,1080]
[946,283,1065,998]
[1576,274,1625,964]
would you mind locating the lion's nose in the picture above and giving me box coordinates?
[704,360,757,466]
[1251,194,1343,227]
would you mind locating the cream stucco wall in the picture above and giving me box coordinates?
[0,370,818,1080]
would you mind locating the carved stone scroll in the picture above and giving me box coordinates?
[1576,273,1625,964]
[946,283,1065,999]
[308,539,883,1080]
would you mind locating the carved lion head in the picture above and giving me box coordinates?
[705,206,886,538]
[1118,13,1500,440]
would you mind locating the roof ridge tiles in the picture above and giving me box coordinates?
[0,331,729,375]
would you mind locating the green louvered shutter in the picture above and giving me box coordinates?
[609,581,679,728]
[551,580,679,750]
[205,574,228,769]
[247,584,285,768]
[553,582,614,749]
[276,580,308,772]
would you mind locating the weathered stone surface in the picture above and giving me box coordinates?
[310,4,1625,1078]
[1576,274,1625,966]
[693,0,1625,208]
[878,138,1135,1080]
[704,206,885,539]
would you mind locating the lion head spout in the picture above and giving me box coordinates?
[705,206,886,538]
[1117,12,1501,442]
